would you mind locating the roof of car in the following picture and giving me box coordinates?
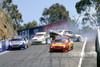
[55,36,69,39]
[12,36,25,39]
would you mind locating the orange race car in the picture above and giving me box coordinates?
[50,36,74,52]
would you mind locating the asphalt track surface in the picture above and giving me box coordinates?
[0,37,97,67]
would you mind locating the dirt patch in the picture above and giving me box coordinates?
[0,9,17,40]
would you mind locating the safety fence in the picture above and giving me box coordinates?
[0,39,10,53]
[96,26,100,53]
[17,20,68,40]
[95,26,100,67]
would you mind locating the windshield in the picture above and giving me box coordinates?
[11,39,24,41]
[65,31,71,34]
[54,38,68,43]
[35,34,44,37]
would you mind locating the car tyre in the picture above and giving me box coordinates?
[24,45,27,49]
[27,45,29,48]
[71,46,73,50]
[9,47,12,51]
[77,37,81,42]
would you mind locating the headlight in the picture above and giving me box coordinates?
[9,42,12,45]
[50,46,53,48]
[19,42,23,45]
[52,44,55,47]
[63,45,66,48]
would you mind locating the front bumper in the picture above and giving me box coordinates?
[32,40,42,44]
[8,44,25,49]
[50,46,66,52]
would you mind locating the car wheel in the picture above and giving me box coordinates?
[71,45,73,50]
[9,47,12,51]
[24,45,27,49]
[27,44,29,48]
[77,37,81,42]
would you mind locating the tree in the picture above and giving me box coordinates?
[25,20,37,29]
[75,0,100,26]
[2,0,23,30]
[17,20,38,30]
[82,12,97,26]
[40,3,70,25]
[0,0,3,8]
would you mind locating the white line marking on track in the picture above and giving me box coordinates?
[78,37,87,67]
[0,51,10,55]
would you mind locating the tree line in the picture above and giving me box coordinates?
[75,0,100,26]
[1,0,99,31]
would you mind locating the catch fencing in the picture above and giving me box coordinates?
[17,20,68,40]
[0,40,10,53]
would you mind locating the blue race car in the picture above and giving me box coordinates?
[8,36,29,50]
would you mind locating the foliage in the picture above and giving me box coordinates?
[75,0,100,26]
[17,20,37,30]
[40,3,70,25]
[2,0,23,29]
[0,0,3,8]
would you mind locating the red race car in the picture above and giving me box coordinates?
[50,36,74,52]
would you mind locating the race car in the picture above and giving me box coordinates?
[64,31,82,42]
[49,30,82,42]
[8,36,29,50]
[32,32,50,44]
[50,36,74,52]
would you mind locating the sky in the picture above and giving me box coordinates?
[13,0,81,26]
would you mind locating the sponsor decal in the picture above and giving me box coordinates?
[43,20,67,33]
[34,29,39,34]
[52,44,64,46]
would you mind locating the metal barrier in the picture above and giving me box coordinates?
[0,40,10,53]
[96,26,100,53]
[96,26,100,67]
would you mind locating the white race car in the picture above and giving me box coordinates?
[31,32,50,44]
[49,30,82,42]
[64,31,82,42]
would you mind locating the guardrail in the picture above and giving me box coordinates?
[96,26,100,53]
[0,39,10,53]
[96,26,100,67]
